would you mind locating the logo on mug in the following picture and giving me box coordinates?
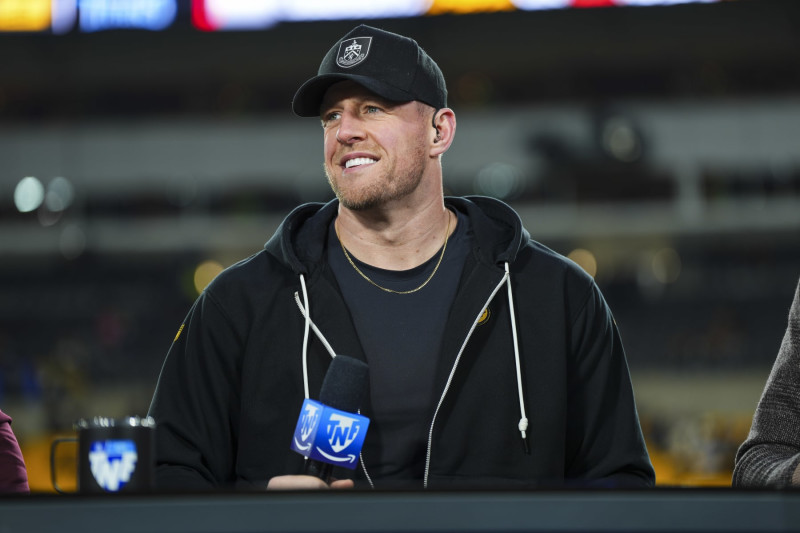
[89,439,138,491]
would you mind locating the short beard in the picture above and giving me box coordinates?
[325,165,384,211]
[324,150,427,212]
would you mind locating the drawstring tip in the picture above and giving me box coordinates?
[518,418,530,455]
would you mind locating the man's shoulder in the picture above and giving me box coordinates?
[518,238,593,283]
[207,249,289,293]
[451,195,594,289]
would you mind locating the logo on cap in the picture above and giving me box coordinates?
[336,37,371,69]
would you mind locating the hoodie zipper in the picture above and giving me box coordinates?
[423,270,509,488]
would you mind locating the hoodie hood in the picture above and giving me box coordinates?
[264,196,529,276]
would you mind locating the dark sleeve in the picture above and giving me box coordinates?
[565,282,656,488]
[0,410,29,494]
[147,290,243,491]
[733,279,800,488]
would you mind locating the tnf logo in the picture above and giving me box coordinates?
[88,439,138,491]
[290,399,370,469]
[325,413,361,453]
[299,403,321,444]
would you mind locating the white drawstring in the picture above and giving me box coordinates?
[505,262,529,448]
[424,264,530,487]
[299,275,311,400]
[294,279,372,487]
[294,290,337,361]
[295,280,337,399]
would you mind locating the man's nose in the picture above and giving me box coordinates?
[335,113,365,144]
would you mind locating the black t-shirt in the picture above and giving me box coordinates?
[327,210,472,484]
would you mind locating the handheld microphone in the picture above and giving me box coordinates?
[290,355,369,484]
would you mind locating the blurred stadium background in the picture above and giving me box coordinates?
[2,0,799,491]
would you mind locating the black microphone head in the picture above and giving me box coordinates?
[318,355,369,413]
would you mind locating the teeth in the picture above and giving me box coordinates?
[345,157,376,169]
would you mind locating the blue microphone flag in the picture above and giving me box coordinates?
[291,398,369,469]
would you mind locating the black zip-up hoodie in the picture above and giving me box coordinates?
[148,196,655,490]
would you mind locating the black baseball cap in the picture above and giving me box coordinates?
[292,24,447,117]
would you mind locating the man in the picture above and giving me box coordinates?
[148,24,654,490]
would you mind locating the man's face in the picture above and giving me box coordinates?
[320,81,433,211]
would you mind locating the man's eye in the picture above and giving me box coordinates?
[322,111,341,125]
[365,106,380,114]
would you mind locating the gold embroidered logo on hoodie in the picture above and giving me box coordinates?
[478,308,491,326]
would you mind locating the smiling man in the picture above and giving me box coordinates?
[148,24,655,491]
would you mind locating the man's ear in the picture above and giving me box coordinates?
[430,108,456,156]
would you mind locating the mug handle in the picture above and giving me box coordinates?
[50,437,78,494]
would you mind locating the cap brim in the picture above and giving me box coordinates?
[292,73,416,117]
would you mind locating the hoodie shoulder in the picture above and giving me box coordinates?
[204,250,279,296]
[527,239,593,284]
[520,238,605,328]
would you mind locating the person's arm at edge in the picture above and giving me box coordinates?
[0,410,29,494]
[733,279,800,488]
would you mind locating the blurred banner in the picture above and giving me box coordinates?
[0,0,722,33]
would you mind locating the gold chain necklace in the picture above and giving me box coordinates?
[335,211,452,295]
